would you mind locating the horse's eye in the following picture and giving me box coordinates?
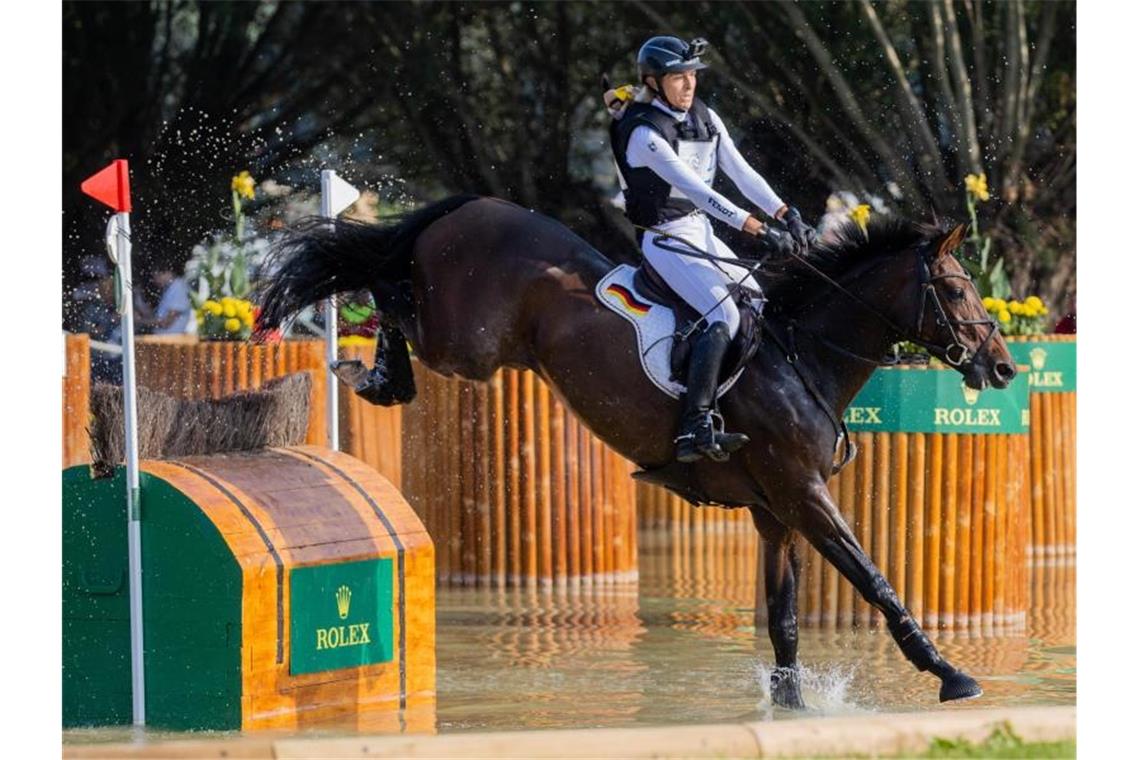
[950,287,966,301]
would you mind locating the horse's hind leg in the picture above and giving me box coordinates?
[340,317,417,406]
[781,480,982,703]
[749,505,805,709]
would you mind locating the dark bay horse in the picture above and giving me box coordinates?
[257,195,1017,708]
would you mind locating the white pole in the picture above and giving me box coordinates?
[113,211,146,726]
[320,170,339,451]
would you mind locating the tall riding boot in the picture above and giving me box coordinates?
[675,322,750,463]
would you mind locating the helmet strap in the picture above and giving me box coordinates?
[644,75,686,114]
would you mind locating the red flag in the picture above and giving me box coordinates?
[81,159,132,213]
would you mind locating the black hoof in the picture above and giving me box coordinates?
[771,667,806,710]
[939,670,983,703]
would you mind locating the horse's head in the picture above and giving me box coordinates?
[909,224,1017,390]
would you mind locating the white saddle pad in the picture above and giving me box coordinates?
[595,264,745,400]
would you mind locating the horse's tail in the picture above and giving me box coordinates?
[255,194,480,331]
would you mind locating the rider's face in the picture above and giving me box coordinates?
[658,70,697,110]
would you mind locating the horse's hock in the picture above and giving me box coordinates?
[63,439,434,730]
[638,365,1034,635]
[401,361,639,589]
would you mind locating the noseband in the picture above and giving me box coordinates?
[912,252,999,369]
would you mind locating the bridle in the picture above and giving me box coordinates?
[782,243,999,371]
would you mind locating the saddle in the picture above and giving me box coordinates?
[631,260,763,386]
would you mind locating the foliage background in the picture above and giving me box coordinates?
[62,0,1075,327]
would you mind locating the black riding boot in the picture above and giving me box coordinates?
[675,322,750,463]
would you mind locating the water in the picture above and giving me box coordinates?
[64,529,1075,744]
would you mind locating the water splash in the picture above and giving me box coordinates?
[752,660,869,717]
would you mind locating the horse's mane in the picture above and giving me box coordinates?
[761,216,941,316]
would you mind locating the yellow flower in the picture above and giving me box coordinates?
[849,204,871,233]
[998,309,1011,324]
[222,302,237,318]
[992,298,1007,312]
[1009,301,1024,316]
[241,310,254,327]
[1026,295,1044,311]
[965,173,990,202]
[204,300,223,316]
[224,318,241,333]
[982,296,995,310]
[231,170,256,200]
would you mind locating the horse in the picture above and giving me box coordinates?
[256,195,1017,708]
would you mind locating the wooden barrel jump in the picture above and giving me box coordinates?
[401,362,638,589]
[1008,336,1076,565]
[63,445,434,731]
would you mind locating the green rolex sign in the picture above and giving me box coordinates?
[1007,340,1076,393]
[290,558,394,676]
[843,367,1030,434]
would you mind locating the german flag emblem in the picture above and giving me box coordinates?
[605,284,652,316]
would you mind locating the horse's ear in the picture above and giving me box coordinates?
[935,223,968,259]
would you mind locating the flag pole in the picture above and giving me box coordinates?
[319,170,360,452]
[83,159,145,725]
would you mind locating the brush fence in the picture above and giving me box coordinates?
[134,335,328,445]
[62,446,434,732]
[639,365,1032,634]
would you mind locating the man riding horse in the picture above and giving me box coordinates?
[607,35,816,464]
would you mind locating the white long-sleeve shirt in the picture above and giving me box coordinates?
[624,98,785,230]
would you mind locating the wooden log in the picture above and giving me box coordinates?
[63,333,92,467]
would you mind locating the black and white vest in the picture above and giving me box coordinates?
[610,97,720,229]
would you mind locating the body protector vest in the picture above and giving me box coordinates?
[610,97,720,230]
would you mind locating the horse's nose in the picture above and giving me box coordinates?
[993,361,1017,385]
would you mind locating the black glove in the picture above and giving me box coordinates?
[782,206,817,253]
[758,223,797,258]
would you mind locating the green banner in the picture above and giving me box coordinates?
[290,558,394,676]
[1007,340,1076,393]
[843,367,1029,434]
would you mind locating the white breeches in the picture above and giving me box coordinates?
[640,213,761,338]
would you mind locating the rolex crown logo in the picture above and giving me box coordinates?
[1029,346,1048,371]
[961,382,980,406]
[336,585,352,620]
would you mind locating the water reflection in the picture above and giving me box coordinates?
[433,531,1075,730]
[64,528,1075,742]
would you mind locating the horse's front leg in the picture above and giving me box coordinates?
[778,479,982,703]
[749,505,805,709]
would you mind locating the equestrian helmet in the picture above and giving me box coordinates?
[637,36,709,83]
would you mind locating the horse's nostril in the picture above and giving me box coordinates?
[995,362,1016,380]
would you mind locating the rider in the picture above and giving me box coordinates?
[609,35,816,464]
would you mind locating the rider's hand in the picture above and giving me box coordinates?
[781,206,817,253]
[758,223,797,258]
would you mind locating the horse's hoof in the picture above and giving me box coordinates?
[939,670,983,703]
[771,667,806,710]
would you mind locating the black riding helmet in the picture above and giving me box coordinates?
[637,36,709,111]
